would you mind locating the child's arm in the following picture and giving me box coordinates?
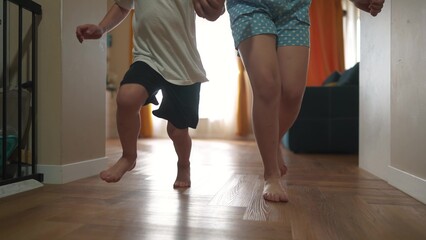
[350,0,385,17]
[76,3,131,43]
[193,0,225,21]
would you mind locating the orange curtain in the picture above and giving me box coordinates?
[129,11,153,138]
[307,0,345,86]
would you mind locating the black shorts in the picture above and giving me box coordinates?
[120,61,201,129]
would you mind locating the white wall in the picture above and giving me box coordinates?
[61,0,107,164]
[359,0,426,204]
[359,0,391,182]
[34,0,108,183]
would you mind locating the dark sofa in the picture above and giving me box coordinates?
[282,63,359,154]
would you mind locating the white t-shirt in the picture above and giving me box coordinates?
[115,0,208,85]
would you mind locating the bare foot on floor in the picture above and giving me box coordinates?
[173,163,191,188]
[263,178,289,202]
[100,157,136,183]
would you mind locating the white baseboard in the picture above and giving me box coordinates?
[388,166,426,204]
[0,179,43,198]
[38,157,108,184]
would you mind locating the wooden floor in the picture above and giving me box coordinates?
[0,139,425,240]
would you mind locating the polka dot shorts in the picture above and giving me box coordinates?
[226,0,312,48]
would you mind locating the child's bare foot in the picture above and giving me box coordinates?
[100,157,136,183]
[263,178,289,202]
[173,163,191,188]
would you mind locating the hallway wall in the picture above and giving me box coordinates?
[359,0,426,203]
[34,0,107,183]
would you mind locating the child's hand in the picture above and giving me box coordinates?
[75,24,105,43]
[194,0,225,21]
[351,0,385,17]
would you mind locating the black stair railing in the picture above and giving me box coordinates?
[1,0,43,185]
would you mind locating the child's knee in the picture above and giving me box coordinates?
[116,97,140,112]
[167,124,189,141]
[116,84,147,111]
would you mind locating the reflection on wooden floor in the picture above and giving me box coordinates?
[0,139,425,240]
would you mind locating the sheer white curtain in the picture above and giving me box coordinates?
[152,14,240,139]
[342,0,361,69]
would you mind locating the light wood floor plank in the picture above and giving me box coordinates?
[209,174,258,207]
[0,139,425,240]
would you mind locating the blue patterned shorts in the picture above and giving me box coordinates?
[226,0,311,48]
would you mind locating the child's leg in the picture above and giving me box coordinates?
[276,46,310,175]
[100,84,149,183]
[167,122,192,188]
[238,34,288,202]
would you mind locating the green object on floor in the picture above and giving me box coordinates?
[0,135,18,172]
